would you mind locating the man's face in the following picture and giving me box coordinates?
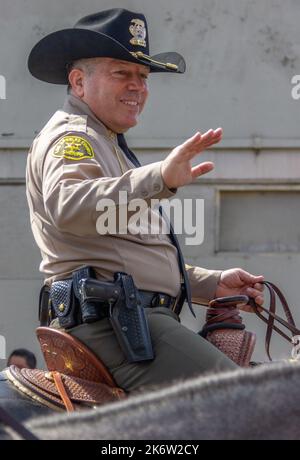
[8,355,29,370]
[81,58,150,133]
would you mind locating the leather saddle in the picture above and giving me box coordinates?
[4,327,125,413]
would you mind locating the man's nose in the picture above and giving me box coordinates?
[127,75,147,91]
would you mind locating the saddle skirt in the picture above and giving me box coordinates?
[2,327,126,412]
[4,365,125,412]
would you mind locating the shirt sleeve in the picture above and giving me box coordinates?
[185,264,222,305]
[41,132,176,236]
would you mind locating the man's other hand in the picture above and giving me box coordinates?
[161,128,222,190]
[215,268,264,313]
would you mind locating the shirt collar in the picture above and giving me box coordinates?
[62,94,117,141]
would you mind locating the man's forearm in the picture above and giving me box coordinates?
[185,264,222,305]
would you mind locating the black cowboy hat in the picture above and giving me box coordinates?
[28,8,186,84]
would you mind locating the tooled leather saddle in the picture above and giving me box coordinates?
[4,327,125,414]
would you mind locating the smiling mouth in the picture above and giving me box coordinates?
[121,100,139,107]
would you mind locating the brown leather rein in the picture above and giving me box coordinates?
[250,281,300,361]
[196,280,300,362]
[0,405,39,440]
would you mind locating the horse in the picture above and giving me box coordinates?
[2,360,300,440]
[0,370,53,440]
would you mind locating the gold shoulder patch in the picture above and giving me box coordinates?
[52,135,94,161]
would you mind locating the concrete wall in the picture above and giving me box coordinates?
[0,0,300,369]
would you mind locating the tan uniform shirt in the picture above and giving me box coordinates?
[26,94,221,303]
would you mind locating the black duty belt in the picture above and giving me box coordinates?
[40,281,177,327]
[76,289,177,317]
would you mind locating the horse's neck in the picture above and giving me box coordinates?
[0,373,52,439]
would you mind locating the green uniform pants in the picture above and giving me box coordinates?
[69,307,237,392]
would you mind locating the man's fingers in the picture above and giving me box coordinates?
[254,295,264,306]
[241,302,263,313]
[179,129,222,159]
[253,282,264,292]
[214,127,223,137]
[206,128,223,143]
[191,161,215,178]
[252,275,264,283]
[239,271,264,285]
[202,127,222,138]
[198,128,222,147]
[202,128,223,146]
[181,132,202,151]
[202,135,222,149]
[245,287,264,305]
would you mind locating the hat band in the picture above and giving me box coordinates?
[130,51,178,71]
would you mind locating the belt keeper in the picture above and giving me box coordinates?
[151,293,174,309]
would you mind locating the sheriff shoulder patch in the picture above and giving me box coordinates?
[52,136,95,160]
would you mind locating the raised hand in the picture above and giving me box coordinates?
[161,128,222,190]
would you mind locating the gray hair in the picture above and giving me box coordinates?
[67,57,102,92]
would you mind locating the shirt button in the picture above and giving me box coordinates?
[141,190,148,198]
[153,183,161,192]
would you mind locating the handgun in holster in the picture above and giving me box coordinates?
[77,277,121,322]
[108,272,154,363]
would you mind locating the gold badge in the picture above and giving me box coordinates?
[129,18,147,48]
[52,136,95,161]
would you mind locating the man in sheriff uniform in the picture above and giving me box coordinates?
[26,9,264,391]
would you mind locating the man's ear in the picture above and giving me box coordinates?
[68,68,85,98]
